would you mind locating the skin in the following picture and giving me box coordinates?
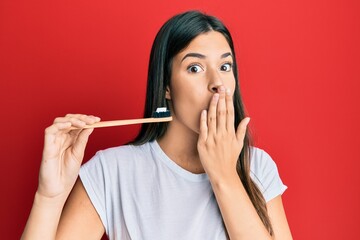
[22,31,293,239]
[22,115,105,239]
[160,31,293,239]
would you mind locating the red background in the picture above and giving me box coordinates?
[1,0,359,239]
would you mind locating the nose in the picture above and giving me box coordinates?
[207,68,224,93]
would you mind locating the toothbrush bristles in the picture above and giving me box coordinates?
[152,107,171,118]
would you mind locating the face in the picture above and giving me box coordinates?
[166,31,236,134]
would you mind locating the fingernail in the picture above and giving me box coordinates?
[90,116,100,121]
[226,88,231,96]
[219,86,225,92]
[213,93,219,100]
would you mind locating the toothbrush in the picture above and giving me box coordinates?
[70,107,172,130]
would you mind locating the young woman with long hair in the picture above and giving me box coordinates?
[22,11,292,240]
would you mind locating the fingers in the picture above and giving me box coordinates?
[207,93,219,136]
[44,122,72,145]
[71,128,94,159]
[45,114,100,142]
[45,122,71,135]
[236,117,250,143]
[54,114,100,129]
[217,86,226,132]
[199,110,208,143]
[207,86,234,136]
[225,88,235,132]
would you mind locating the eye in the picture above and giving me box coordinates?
[220,62,232,72]
[187,64,203,73]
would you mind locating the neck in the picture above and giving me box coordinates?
[157,121,205,174]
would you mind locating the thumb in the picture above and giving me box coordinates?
[71,128,94,162]
[236,117,250,143]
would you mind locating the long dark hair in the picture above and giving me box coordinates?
[130,10,273,236]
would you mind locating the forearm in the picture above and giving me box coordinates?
[211,173,272,240]
[21,192,67,240]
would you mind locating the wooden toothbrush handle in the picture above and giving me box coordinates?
[70,116,172,130]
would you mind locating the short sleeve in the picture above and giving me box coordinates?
[250,148,288,202]
[79,151,109,233]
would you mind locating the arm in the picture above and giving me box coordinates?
[210,173,272,239]
[22,192,68,240]
[56,178,104,240]
[22,179,104,240]
[21,114,104,239]
[267,195,293,240]
[212,179,292,240]
[197,86,292,240]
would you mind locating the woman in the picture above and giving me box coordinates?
[22,11,292,239]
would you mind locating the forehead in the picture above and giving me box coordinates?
[177,31,231,58]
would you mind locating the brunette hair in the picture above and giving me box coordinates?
[130,10,273,236]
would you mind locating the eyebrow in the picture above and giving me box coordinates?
[181,52,233,62]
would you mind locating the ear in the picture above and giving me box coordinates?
[165,86,171,100]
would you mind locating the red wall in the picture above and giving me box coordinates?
[1,0,359,239]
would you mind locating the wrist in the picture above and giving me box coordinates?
[34,191,68,209]
[209,171,241,190]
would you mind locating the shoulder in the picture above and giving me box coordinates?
[249,147,288,202]
[249,147,277,176]
[78,144,153,236]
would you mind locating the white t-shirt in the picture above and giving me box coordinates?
[79,140,287,240]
